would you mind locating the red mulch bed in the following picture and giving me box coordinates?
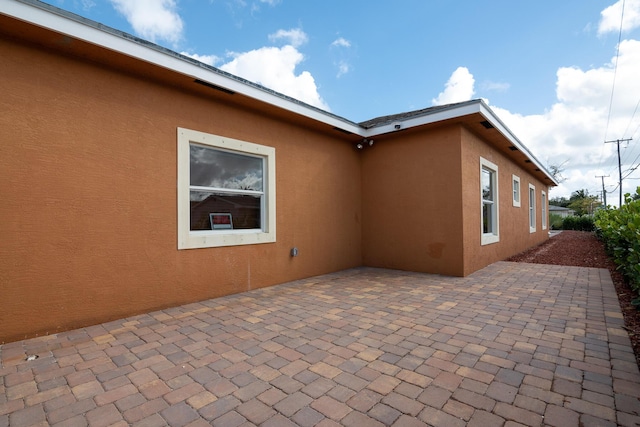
[506,230,640,368]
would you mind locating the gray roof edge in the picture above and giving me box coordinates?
[359,100,481,129]
[362,99,558,185]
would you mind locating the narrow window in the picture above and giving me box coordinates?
[177,128,276,249]
[529,184,536,233]
[480,158,499,245]
[541,191,547,230]
[512,175,521,207]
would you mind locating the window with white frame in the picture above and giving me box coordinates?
[541,190,547,230]
[512,175,521,207]
[177,128,276,249]
[480,158,499,245]
[529,184,536,233]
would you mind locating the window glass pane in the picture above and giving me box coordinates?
[190,191,261,230]
[482,169,493,201]
[190,144,263,191]
[529,189,535,227]
[483,203,492,233]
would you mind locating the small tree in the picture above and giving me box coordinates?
[550,196,570,207]
[568,189,601,216]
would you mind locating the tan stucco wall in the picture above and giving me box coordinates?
[0,35,362,343]
[361,126,465,276]
[460,127,549,275]
[0,17,553,343]
[361,124,550,277]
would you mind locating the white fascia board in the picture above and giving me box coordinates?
[364,100,558,186]
[1,0,362,136]
[0,0,560,184]
[362,101,484,138]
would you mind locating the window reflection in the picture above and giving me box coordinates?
[189,144,264,232]
[482,169,492,200]
[190,145,263,191]
[190,191,260,230]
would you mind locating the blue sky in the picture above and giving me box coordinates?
[48,0,640,204]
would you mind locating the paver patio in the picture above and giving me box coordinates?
[1,262,639,426]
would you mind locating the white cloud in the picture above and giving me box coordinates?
[268,28,308,48]
[330,37,352,78]
[259,0,281,5]
[180,52,219,66]
[598,0,640,35]
[336,61,350,78]
[481,81,510,93]
[331,37,351,48]
[432,67,475,105]
[488,38,640,204]
[77,0,96,10]
[220,45,329,110]
[109,0,183,46]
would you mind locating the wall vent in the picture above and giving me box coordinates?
[333,127,353,135]
[194,79,235,95]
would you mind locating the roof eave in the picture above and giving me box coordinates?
[477,102,559,186]
[361,100,483,136]
[363,100,558,186]
[1,0,362,135]
[2,0,558,186]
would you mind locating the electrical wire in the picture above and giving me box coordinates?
[602,0,626,142]
[622,97,640,139]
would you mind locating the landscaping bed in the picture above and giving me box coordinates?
[506,230,640,367]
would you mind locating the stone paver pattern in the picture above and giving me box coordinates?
[1,262,639,426]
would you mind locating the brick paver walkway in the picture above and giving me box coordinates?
[1,262,639,426]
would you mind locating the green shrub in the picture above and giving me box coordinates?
[561,215,594,231]
[549,213,564,230]
[594,188,640,306]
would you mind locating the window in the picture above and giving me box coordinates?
[541,190,547,230]
[480,158,499,245]
[512,175,521,207]
[529,184,536,233]
[177,128,276,249]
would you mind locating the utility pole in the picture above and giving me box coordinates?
[596,175,609,207]
[604,138,632,206]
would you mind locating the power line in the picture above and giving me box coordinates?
[603,0,626,141]
[622,97,640,139]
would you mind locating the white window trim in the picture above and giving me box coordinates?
[480,157,499,245]
[529,183,536,233]
[541,190,547,230]
[177,127,276,249]
[512,175,521,207]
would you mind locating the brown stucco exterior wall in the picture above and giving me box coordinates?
[460,127,549,275]
[361,126,465,276]
[0,12,553,343]
[0,34,362,343]
[361,124,550,277]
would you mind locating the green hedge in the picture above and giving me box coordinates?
[594,188,640,306]
[561,215,595,231]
